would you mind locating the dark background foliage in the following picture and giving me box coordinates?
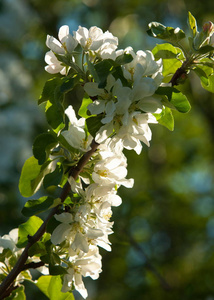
[0,0,214,299]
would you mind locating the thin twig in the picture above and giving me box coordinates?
[21,261,45,271]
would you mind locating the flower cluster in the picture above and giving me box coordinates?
[51,124,133,297]
[45,25,119,74]
[2,12,214,299]
[42,24,164,298]
[45,25,163,153]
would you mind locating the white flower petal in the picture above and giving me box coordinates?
[46,35,65,54]
[58,25,70,41]
[51,223,71,245]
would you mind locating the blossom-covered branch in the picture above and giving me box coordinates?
[1,12,214,299]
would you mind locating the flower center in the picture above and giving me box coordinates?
[97,169,108,177]
[86,37,92,48]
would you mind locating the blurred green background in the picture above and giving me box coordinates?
[1,0,214,299]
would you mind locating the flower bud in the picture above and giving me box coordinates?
[203,21,214,36]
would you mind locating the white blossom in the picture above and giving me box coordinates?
[92,143,134,188]
[45,25,78,74]
[112,111,157,154]
[62,245,102,298]
[74,26,118,52]
[46,25,78,55]
[61,105,93,152]
[0,228,19,253]
[122,47,163,83]
[44,51,67,74]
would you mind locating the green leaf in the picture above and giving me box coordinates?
[28,240,47,257]
[33,133,58,165]
[201,74,214,93]
[19,156,53,198]
[112,65,130,86]
[41,249,61,265]
[193,67,209,85]
[147,22,186,44]
[60,76,79,93]
[36,275,74,300]
[78,96,93,118]
[86,56,99,82]
[154,107,174,131]
[193,64,214,92]
[196,45,214,55]
[49,264,68,275]
[115,53,133,65]
[94,59,113,88]
[170,89,191,113]
[45,101,64,130]
[21,196,55,217]
[17,216,43,248]
[187,11,197,38]
[163,58,183,78]
[152,43,185,60]
[152,44,184,78]
[46,216,61,234]
[38,78,62,105]
[43,163,64,189]
[86,115,103,137]
[7,285,26,300]
[19,156,42,197]
[156,86,191,113]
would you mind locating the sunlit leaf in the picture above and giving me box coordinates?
[19,156,42,197]
[17,216,43,248]
[187,11,197,38]
[163,59,183,78]
[147,22,185,44]
[78,96,93,118]
[194,64,214,92]
[156,86,191,113]
[36,275,74,300]
[19,156,53,198]
[152,43,185,60]
[154,107,174,131]
[193,67,209,85]
[201,74,214,93]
